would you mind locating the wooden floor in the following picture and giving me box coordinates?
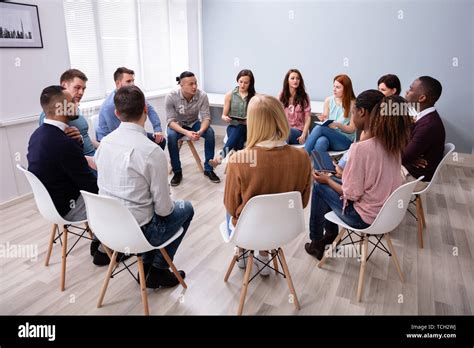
[1,137,473,315]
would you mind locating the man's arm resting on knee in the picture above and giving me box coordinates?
[169,121,198,141]
[198,119,211,135]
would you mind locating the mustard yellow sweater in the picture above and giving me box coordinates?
[224,145,312,226]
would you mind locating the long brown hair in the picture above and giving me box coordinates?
[280,69,309,109]
[236,69,256,103]
[334,74,355,118]
[369,95,412,157]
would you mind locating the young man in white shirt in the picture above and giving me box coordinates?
[95,85,194,288]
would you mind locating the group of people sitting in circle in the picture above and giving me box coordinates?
[27,65,446,288]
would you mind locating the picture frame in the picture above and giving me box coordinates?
[0,2,43,48]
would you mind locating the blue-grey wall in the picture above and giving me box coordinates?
[202,0,473,154]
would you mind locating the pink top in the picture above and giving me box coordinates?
[280,95,311,131]
[342,137,402,224]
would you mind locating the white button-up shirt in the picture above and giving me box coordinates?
[94,122,174,226]
[43,119,68,132]
[415,106,436,122]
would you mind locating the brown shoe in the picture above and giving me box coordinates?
[208,157,222,168]
[305,240,325,260]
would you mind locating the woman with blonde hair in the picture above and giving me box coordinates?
[224,94,312,275]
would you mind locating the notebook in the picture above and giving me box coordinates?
[229,114,246,121]
[315,119,334,127]
[311,150,336,174]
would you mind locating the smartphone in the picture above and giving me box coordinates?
[311,150,336,174]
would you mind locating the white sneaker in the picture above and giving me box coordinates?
[236,250,270,276]
[236,249,248,269]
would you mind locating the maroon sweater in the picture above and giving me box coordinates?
[402,110,446,181]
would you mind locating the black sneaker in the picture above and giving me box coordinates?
[304,240,325,261]
[170,171,183,186]
[204,170,220,183]
[92,250,133,266]
[136,263,152,284]
[93,250,110,266]
[90,240,100,256]
[145,266,186,289]
[321,232,338,246]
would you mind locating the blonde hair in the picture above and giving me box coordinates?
[245,94,290,148]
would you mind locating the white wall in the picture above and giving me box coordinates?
[0,0,70,122]
[0,0,201,205]
[0,0,70,204]
[202,0,474,154]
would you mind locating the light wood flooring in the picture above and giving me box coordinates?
[1,137,473,315]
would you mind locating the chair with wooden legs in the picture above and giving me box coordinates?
[220,191,305,315]
[168,136,204,175]
[81,191,187,315]
[16,164,93,291]
[407,143,455,248]
[317,177,424,302]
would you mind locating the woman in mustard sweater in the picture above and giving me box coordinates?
[224,94,312,275]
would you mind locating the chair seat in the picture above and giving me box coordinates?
[220,221,230,243]
[117,227,184,255]
[220,220,237,243]
[324,211,375,234]
[60,217,88,225]
[328,150,348,157]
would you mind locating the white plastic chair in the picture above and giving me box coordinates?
[317,177,424,302]
[88,114,99,143]
[220,191,305,315]
[80,191,187,315]
[410,143,455,248]
[16,164,92,291]
[328,149,348,158]
[290,144,305,149]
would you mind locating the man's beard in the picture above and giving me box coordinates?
[67,114,80,121]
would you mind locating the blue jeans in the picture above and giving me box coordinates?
[226,212,233,236]
[141,200,194,269]
[287,128,302,145]
[304,125,352,154]
[309,181,370,241]
[220,124,246,157]
[167,121,215,173]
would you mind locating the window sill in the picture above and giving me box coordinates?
[79,87,176,111]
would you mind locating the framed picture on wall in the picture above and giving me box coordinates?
[0,2,43,48]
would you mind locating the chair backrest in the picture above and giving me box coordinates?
[367,177,424,235]
[89,114,99,142]
[80,191,154,254]
[16,164,69,225]
[230,191,305,251]
[415,143,455,194]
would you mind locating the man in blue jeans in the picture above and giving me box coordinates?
[165,71,220,186]
[95,85,194,288]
